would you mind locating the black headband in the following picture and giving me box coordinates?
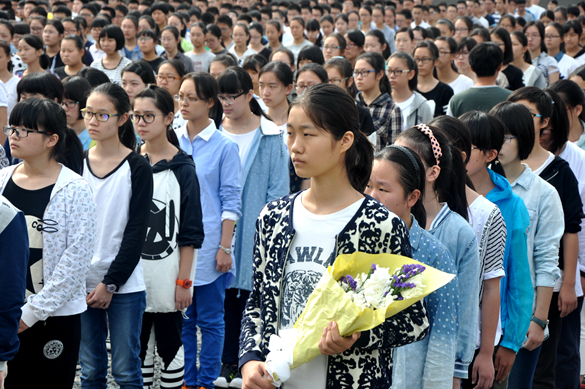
[388,144,421,188]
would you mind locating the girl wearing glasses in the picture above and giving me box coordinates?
[240,83,428,389]
[455,37,478,85]
[215,66,289,388]
[414,41,454,117]
[249,22,272,60]
[524,21,559,86]
[160,25,195,73]
[434,37,475,95]
[90,25,131,85]
[137,28,164,73]
[544,22,578,81]
[344,29,365,67]
[0,97,95,388]
[133,85,204,389]
[79,82,153,389]
[206,24,228,55]
[510,31,547,89]
[156,59,188,130]
[489,101,564,389]
[454,16,473,42]
[354,52,403,150]
[62,76,93,150]
[491,27,526,91]
[386,52,432,131]
[175,72,241,389]
[54,35,87,79]
[323,33,345,62]
[186,22,215,72]
[121,59,156,102]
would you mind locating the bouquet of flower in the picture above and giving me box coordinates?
[265,252,455,386]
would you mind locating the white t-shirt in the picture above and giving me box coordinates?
[395,93,415,131]
[3,76,17,120]
[448,74,475,95]
[411,20,430,29]
[557,53,578,81]
[285,40,313,62]
[185,50,216,72]
[527,4,546,20]
[228,46,257,66]
[221,127,259,164]
[280,194,364,389]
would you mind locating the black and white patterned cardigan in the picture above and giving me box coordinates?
[239,192,429,389]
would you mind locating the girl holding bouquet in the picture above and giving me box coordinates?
[240,83,429,389]
[366,145,460,389]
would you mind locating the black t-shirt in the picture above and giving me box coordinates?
[257,47,272,61]
[358,104,376,136]
[419,81,454,117]
[502,65,525,91]
[47,51,64,70]
[3,178,55,295]
[145,57,165,73]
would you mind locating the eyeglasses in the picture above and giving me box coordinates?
[329,77,349,85]
[130,113,163,123]
[64,29,78,35]
[540,128,552,136]
[80,13,93,17]
[174,94,201,103]
[438,50,452,56]
[353,69,376,78]
[156,74,177,82]
[386,69,410,76]
[217,91,246,104]
[31,27,43,33]
[503,135,517,143]
[323,45,342,51]
[294,83,316,92]
[455,51,469,57]
[544,35,560,40]
[4,126,53,138]
[81,109,121,122]
[413,57,435,64]
[137,36,153,42]
[531,112,542,118]
[61,100,79,109]
[525,33,540,39]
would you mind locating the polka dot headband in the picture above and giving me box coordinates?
[415,123,442,166]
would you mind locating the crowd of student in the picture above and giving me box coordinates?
[1,0,585,388]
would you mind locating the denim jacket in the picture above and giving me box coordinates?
[239,194,429,389]
[393,216,459,389]
[486,169,534,352]
[428,204,479,379]
[510,165,562,309]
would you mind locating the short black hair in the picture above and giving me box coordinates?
[99,24,125,51]
[459,110,506,153]
[568,4,580,17]
[297,44,325,67]
[216,13,232,27]
[150,1,171,14]
[490,101,535,160]
[53,5,72,16]
[469,42,503,77]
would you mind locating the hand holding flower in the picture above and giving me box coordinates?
[318,321,361,356]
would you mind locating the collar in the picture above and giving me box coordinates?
[554,51,564,62]
[511,164,534,191]
[357,91,392,107]
[259,115,283,136]
[177,119,216,143]
[429,203,449,231]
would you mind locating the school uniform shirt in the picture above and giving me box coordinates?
[532,51,559,85]
[83,151,153,294]
[1,76,15,122]
[553,51,578,80]
[141,151,204,313]
[419,81,454,117]
[228,46,257,66]
[90,56,132,85]
[523,64,547,89]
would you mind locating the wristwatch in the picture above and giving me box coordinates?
[104,283,117,293]
[219,244,232,255]
[531,315,549,329]
[176,279,193,288]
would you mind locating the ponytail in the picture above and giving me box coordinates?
[58,128,84,174]
[132,84,180,148]
[290,83,374,192]
[91,83,135,150]
[20,34,50,69]
[217,66,272,121]
[355,52,390,95]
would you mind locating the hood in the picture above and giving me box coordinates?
[0,163,83,200]
[411,92,429,111]
[539,156,569,184]
[147,149,195,174]
[487,168,514,203]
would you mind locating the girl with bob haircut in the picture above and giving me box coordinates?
[62,75,93,150]
[552,78,585,148]
[90,25,131,85]
[367,143,459,389]
[322,33,345,62]
[0,97,96,388]
[344,28,365,66]
[434,36,474,95]
[206,24,227,55]
[133,85,204,389]
[491,27,525,91]
[215,66,289,388]
[43,19,65,72]
[489,101,564,389]
[394,123,479,387]
[523,21,560,85]
[161,25,195,73]
[297,44,324,69]
[137,28,164,72]
[455,37,478,84]
[510,31,547,89]
[454,16,473,42]
[394,27,414,56]
[414,40,455,117]
[305,18,323,48]
[79,82,153,389]
[386,52,432,130]
[354,52,403,150]
[248,22,272,60]
[563,20,585,62]
[240,82,429,389]
[121,59,156,101]
[335,13,349,36]
[15,34,50,78]
[175,72,241,389]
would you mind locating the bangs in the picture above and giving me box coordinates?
[10,98,66,132]
[217,69,245,95]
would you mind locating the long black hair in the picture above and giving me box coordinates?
[375,145,426,227]
[132,85,179,147]
[290,83,374,192]
[89,83,136,149]
[550,79,585,124]
[324,56,357,96]
[181,72,221,127]
[10,98,83,174]
[355,52,391,94]
[543,87,570,155]
[19,34,50,69]
[217,66,270,119]
[388,51,418,92]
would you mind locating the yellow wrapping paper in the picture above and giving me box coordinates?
[289,252,455,369]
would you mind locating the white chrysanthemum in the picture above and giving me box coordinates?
[351,291,369,310]
[362,268,391,309]
[400,283,425,300]
[383,293,395,307]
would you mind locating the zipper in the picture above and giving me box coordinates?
[276,231,295,333]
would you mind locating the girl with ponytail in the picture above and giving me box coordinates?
[240,83,428,389]
[15,34,50,78]
[395,123,479,388]
[354,52,403,150]
[216,66,290,387]
[78,82,153,389]
[0,98,96,388]
[367,144,459,389]
[132,85,204,389]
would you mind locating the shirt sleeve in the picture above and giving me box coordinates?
[177,163,205,249]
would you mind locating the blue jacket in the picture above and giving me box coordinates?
[486,169,533,352]
[393,216,459,389]
[428,203,479,379]
[219,117,290,291]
